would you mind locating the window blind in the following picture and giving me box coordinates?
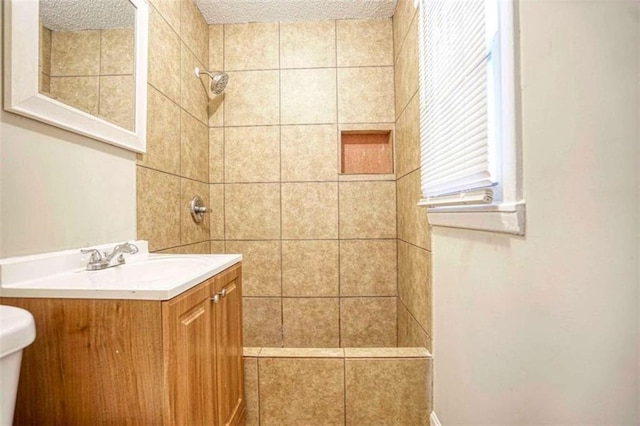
[418,0,495,204]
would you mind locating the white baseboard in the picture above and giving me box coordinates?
[430,411,442,426]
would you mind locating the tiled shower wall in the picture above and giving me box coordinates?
[207,20,399,348]
[39,27,135,130]
[136,1,431,350]
[393,0,433,350]
[137,0,214,255]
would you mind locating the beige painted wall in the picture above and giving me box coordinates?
[433,1,639,423]
[0,16,136,258]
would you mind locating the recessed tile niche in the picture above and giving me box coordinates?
[340,130,393,174]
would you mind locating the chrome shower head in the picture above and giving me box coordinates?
[194,67,229,95]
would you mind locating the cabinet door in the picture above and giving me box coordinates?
[214,265,245,425]
[163,280,217,426]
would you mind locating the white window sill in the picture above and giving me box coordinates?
[422,202,526,235]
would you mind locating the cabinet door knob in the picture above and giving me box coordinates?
[211,294,220,303]
[218,289,227,298]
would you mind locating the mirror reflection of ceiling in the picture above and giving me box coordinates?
[193,0,397,24]
[40,0,135,31]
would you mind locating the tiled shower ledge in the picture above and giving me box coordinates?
[243,347,432,358]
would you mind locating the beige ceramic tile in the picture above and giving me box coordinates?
[138,85,180,174]
[344,347,430,358]
[340,297,397,347]
[99,75,135,131]
[225,183,281,239]
[397,301,432,350]
[181,45,209,124]
[339,181,397,238]
[180,241,211,254]
[207,92,225,127]
[397,170,431,250]
[210,240,225,253]
[337,19,393,67]
[396,92,420,178]
[181,0,209,66]
[225,241,281,297]
[244,357,259,426]
[282,240,339,297]
[224,71,279,126]
[149,0,180,35]
[209,128,224,183]
[49,76,99,115]
[338,67,395,124]
[395,16,419,119]
[40,26,51,76]
[50,30,100,76]
[136,167,180,251]
[340,240,397,296]
[281,125,338,182]
[100,28,134,75]
[148,6,181,103]
[224,126,280,183]
[281,69,337,125]
[154,246,182,254]
[393,0,418,62]
[40,73,50,94]
[224,22,279,71]
[280,20,336,69]
[345,358,430,425]
[179,111,208,182]
[398,240,431,334]
[281,182,338,239]
[283,298,340,347]
[244,347,262,357]
[243,297,283,347]
[259,348,344,358]
[180,178,211,245]
[259,358,344,426]
[208,25,224,72]
[209,184,224,240]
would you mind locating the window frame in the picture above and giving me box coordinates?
[418,0,525,235]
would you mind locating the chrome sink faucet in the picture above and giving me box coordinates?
[80,242,139,271]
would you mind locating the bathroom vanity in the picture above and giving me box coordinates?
[0,245,244,425]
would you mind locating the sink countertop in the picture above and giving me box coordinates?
[0,242,242,300]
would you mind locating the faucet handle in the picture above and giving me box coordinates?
[80,249,103,262]
[116,242,139,255]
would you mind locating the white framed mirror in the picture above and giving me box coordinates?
[3,0,148,153]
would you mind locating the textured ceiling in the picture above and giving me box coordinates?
[40,0,135,31]
[193,0,398,24]
[39,0,397,32]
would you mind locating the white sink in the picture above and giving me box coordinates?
[0,244,241,300]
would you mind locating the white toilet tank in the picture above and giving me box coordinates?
[0,305,36,425]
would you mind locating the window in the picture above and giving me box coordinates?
[417,0,525,235]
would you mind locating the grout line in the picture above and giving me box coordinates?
[136,165,209,186]
[396,296,433,341]
[277,21,285,349]
[398,238,432,254]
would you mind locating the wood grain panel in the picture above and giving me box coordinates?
[0,297,164,425]
[214,265,245,425]
[162,276,217,426]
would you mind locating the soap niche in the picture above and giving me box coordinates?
[340,130,393,175]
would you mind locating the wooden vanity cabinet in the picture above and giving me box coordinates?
[164,264,244,426]
[1,263,244,425]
